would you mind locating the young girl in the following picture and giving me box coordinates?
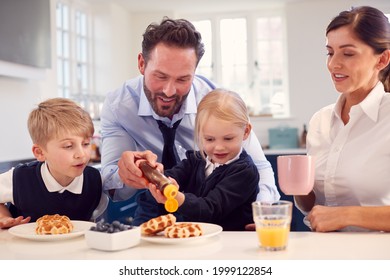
[134,89,259,230]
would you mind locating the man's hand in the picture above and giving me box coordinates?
[117,150,163,189]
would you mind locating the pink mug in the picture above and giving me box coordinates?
[277,155,315,195]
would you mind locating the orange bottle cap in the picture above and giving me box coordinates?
[164,198,179,213]
[163,184,178,199]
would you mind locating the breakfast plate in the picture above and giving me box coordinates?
[8,221,95,241]
[141,222,222,244]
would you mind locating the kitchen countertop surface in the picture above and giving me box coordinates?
[1,228,389,260]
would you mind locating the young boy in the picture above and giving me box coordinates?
[0,98,104,229]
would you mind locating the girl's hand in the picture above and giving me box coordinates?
[148,178,184,207]
[167,177,185,207]
[148,183,166,204]
[245,223,256,231]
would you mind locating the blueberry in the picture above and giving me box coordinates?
[91,220,134,233]
[112,220,121,228]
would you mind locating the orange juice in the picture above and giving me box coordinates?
[256,219,290,250]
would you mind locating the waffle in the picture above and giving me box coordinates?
[35,214,74,235]
[164,223,203,238]
[140,213,176,236]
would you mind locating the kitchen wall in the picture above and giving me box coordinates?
[0,0,389,162]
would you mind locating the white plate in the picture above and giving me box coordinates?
[141,222,222,244]
[8,221,95,241]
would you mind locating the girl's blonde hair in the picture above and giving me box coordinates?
[28,98,94,147]
[195,89,250,157]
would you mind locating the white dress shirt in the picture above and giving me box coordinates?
[301,82,390,231]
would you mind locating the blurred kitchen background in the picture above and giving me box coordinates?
[1,0,389,162]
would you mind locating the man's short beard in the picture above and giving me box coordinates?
[143,82,189,118]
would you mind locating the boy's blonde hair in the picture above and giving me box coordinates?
[28,98,94,147]
[195,89,250,157]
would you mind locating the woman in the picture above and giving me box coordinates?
[296,6,390,232]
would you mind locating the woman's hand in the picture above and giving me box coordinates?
[307,205,346,232]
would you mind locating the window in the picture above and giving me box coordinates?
[56,2,70,98]
[191,12,289,118]
[56,1,96,117]
[220,18,248,95]
[75,10,89,96]
[193,20,213,80]
[253,17,286,117]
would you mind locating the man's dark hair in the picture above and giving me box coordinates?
[142,17,205,65]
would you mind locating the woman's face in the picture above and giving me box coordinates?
[326,26,382,98]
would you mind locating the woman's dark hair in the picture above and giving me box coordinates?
[142,17,205,66]
[326,6,390,91]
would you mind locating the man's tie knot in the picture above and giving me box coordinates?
[156,119,182,169]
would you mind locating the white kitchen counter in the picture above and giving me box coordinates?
[263,148,306,155]
[1,229,389,260]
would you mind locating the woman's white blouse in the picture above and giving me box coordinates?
[303,82,390,231]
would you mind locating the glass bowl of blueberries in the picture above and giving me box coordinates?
[85,220,140,251]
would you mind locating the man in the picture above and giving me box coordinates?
[100,17,279,216]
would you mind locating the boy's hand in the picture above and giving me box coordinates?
[0,216,31,229]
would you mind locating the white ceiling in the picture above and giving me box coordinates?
[113,0,303,13]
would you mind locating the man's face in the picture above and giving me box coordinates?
[138,43,198,118]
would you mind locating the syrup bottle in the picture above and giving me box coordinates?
[138,161,179,212]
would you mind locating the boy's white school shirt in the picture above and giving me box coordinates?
[0,162,83,204]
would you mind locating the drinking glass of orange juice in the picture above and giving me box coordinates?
[252,201,292,251]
